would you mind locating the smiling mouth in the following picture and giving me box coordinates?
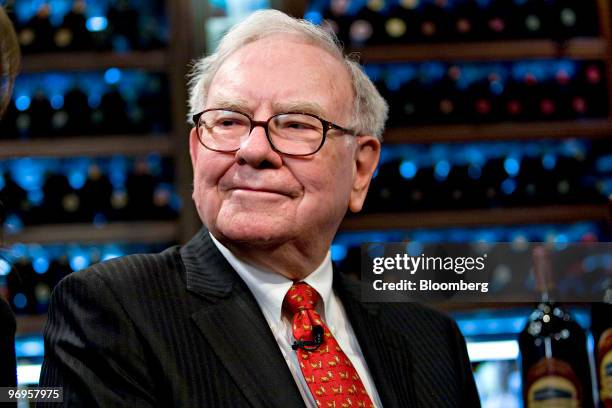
[229,187,292,197]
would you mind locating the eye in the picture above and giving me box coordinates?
[219,119,239,127]
[286,121,315,130]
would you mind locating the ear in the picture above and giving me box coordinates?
[348,135,381,213]
[189,127,200,171]
[189,127,201,201]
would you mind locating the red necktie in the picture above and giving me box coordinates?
[283,282,375,408]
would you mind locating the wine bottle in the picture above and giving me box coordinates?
[29,90,54,137]
[6,257,38,314]
[451,0,483,41]
[0,173,29,223]
[519,246,595,408]
[384,0,418,43]
[592,277,612,407]
[521,0,554,39]
[98,86,129,134]
[392,75,422,126]
[63,86,91,135]
[321,0,352,44]
[125,158,157,219]
[107,0,140,50]
[554,0,599,39]
[576,63,608,118]
[429,65,465,124]
[419,0,451,42]
[79,163,113,222]
[18,4,54,53]
[362,159,406,213]
[54,0,91,51]
[482,0,513,40]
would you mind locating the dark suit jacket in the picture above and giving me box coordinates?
[39,229,480,407]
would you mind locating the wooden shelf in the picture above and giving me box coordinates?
[4,221,180,245]
[21,50,169,73]
[383,119,612,144]
[0,134,174,158]
[350,38,608,63]
[16,315,47,335]
[340,204,608,230]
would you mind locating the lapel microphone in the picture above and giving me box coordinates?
[291,325,324,351]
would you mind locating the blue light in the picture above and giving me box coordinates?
[104,68,122,85]
[102,252,123,261]
[86,16,108,32]
[542,153,557,170]
[27,189,44,206]
[468,164,482,180]
[304,11,323,25]
[13,293,27,309]
[11,158,46,191]
[490,80,504,95]
[15,338,45,358]
[331,244,348,262]
[88,93,102,108]
[68,169,87,190]
[33,257,50,274]
[0,258,11,276]
[4,214,23,233]
[15,95,31,111]
[434,160,451,181]
[399,160,418,179]
[501,178,517,195]
[69,254,90,271]
[596,154,612,173]
[0,173,5,191]
[93,213,108,226]
[372,168,379,179]
[50,94,64,110]
[504,157,520,177]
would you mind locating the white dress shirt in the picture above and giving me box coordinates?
[210,233,383,408]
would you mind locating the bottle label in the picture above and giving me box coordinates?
[598,328,612,406]
[526,358,581,408]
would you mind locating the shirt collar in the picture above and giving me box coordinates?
[209,232,333,324]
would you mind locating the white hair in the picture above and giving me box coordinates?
[187,9,388,140]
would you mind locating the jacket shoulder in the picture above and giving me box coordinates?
[55,245,184,296]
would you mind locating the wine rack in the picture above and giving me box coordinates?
[293,0,612,235]
[0,0,200,333]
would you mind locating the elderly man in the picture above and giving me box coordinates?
[40,10,479,408]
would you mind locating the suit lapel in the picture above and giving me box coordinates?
[335,271,418,408]
[181,230,305,408]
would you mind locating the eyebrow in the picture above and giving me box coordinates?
[271,101,325,118]
[207,97,252,113]
[208,96,326,119]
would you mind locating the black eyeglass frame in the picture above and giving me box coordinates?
[192,108,355,157]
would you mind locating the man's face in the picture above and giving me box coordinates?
[190,35,379,250]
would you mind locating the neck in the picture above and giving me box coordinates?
[219,237,329,280]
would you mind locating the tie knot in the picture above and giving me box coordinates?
[283,282,319,315]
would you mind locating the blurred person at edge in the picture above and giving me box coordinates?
[39,9,480,408]
[0,4,20,394]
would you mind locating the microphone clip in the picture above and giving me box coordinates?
[292,326,324,352]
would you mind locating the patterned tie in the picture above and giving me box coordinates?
[283,282,375,408]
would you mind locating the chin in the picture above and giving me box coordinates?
[212,212,297,247]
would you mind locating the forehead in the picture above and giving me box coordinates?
[207,35,354,121]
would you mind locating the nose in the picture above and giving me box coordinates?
[235,123,283,168]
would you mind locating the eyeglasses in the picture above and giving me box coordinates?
[192,108,355,157]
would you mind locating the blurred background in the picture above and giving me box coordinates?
[1,0,612,406]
